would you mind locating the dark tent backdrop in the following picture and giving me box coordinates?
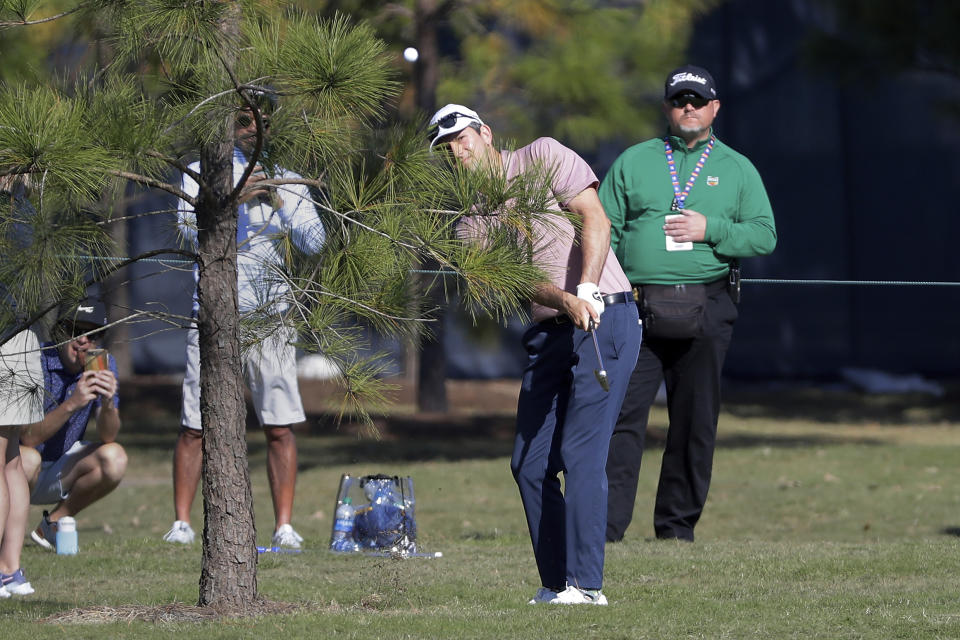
[686,0,960,380]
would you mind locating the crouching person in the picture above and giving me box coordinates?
[20,299,127,550]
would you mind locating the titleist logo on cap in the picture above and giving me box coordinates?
[669,72,707,87]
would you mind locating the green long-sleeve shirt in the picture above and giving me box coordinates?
[599,131,777,285]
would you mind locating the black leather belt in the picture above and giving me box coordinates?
[542,290,634,324]
[602,290,634,306]
[631,277,728,300]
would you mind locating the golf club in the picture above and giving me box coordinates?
[588,318,610,392]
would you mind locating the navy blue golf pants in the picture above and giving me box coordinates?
[511,300,641,591]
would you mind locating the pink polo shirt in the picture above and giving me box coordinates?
[499,138,631,322]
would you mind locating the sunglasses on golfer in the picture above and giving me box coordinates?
[429,112,479,136]
[669,93,711,109]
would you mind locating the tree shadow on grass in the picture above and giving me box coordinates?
[646,426,884,452]
[248,413,517,469]
[722,383,960,425]
[39,600,303,625]
[127,409,884,470]
[121,378,953,467]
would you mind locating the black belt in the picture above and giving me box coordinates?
[542,290,634,324]
[602,290,634,306]
[631,277,728,299]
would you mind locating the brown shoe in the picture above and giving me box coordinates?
[29,511,56,551]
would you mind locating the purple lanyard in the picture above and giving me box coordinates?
[664,135,715,210]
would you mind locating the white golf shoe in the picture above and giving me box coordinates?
[551,585,608,605]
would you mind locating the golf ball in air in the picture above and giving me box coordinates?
[403,47,419,62]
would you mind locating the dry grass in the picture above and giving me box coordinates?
[42,599,304,624]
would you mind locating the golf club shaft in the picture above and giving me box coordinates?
[589,319,604,370]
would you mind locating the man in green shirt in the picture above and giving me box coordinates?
[600,65,777,542]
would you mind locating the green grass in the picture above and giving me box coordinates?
[7,385,960,638]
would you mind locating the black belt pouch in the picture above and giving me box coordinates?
[636,283,706,339]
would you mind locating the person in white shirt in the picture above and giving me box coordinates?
[0,329,43,597]
[163,98,325,549]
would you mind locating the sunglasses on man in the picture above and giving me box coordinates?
[60,322,104,341]
[236,113,270,129]
[429,112,478,138]
[669,93,711,109]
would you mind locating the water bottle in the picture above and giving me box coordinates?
[56,516,78,555]
[330,498,357,552]
[365,478,401,506]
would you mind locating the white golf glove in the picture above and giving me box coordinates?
[576,282,604,319]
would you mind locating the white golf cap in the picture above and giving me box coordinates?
[428,104,484,149]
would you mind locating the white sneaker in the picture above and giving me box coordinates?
[271,524,303,549]
[551,585,608,605]
[162,520,195,544]
[0,585,9,599]
[1,569,34,596]
[527,587,560,604]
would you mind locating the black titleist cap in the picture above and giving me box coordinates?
[62,297,107,331]
[664,65,717,100]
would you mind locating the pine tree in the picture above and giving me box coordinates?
[1,0,552,611]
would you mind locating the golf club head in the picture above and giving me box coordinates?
[594,369,610,392]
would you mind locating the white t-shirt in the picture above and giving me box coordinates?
[0,329,44,426]
[177,149,326,314]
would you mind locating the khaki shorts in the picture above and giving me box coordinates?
[31,440,88,505]
[0,329,44,427]
[180,324,305,430]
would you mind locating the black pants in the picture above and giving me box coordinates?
[605,284,737,542]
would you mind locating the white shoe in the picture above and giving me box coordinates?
[551,585,608,605]
[0,585,9,599]
[527,587,560,604]
[1,569,34,596]
[162,520,195,544]
[271,524,303,549]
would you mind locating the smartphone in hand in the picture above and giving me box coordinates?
[84,349,109,372]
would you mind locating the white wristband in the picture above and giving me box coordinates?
[576,282,605,317]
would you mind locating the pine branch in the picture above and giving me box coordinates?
[0,166,38,178]
[161,80,272,135]
[92,208,180,226]
[108,170,194,204]
[2,247,197,344]
[297,280,434,326]
[228,101,266,204]
[245,181,431,256]
[145,151,199,183]
[317,202,421,252]
[36,308,192,352]
[378,3,413,21]
[207,47,267,203]
[242,177,324,190]
[0,3,85,28]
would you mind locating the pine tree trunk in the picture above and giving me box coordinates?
[195,1,258,609]
[414,0,448,413]
[104,208,132,376]
[413,0,439,116]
